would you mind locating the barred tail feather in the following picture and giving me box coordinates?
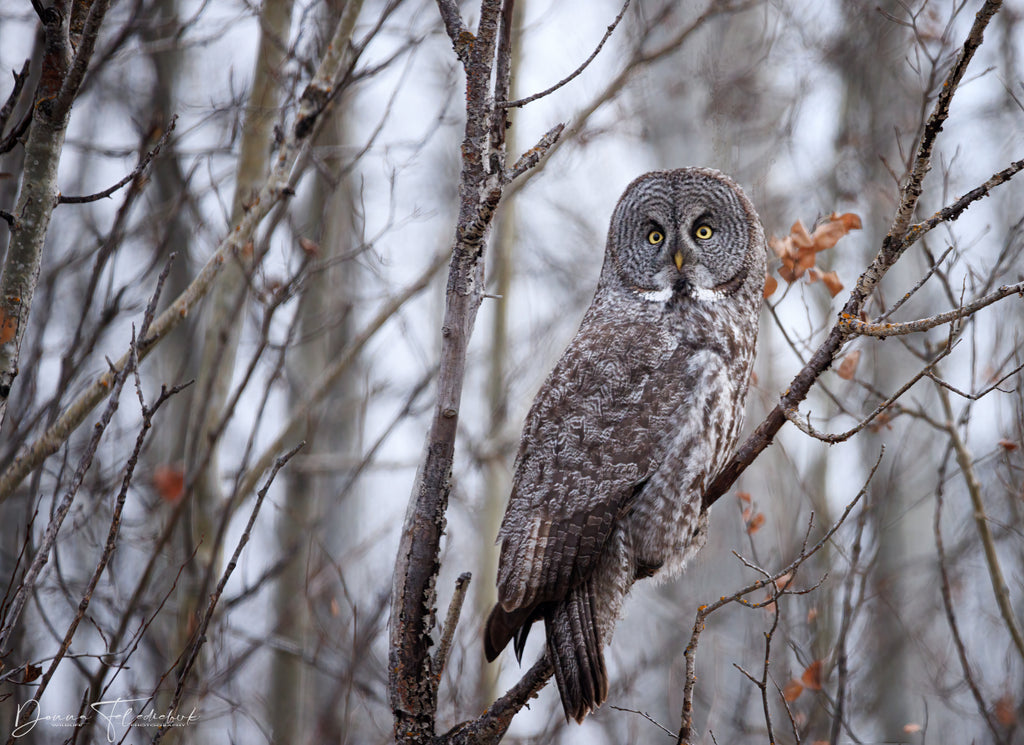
[545,580,608,723]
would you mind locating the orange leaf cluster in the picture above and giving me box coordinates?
[766,212,861,298]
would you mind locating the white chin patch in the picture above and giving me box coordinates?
[634,285,726,303]
[690,286,727,303]
[635,287,673,302]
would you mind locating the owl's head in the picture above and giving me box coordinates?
[601,168,766,305]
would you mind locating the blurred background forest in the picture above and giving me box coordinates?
[0,0,1022,743]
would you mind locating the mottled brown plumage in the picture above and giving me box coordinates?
[484,168,766,722]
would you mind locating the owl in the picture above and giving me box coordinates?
[483,168,766,722]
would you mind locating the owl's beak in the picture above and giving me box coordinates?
[673,250,684,271]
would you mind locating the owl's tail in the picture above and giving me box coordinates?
[545,579,608,723]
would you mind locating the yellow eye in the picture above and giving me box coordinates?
[694,225,713,240]
[648,230,664,245]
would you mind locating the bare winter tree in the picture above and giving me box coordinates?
[0,1,1021,744]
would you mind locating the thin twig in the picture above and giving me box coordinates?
[0,254,173,653]
[933,471,1007,744]
[874,244,955,323]
[840,280,1024,338]
[57,116,178,204]
[151,441,304,744]
[828,485,871,745]
[609,706,676,738]
[0,60,30,138]
[679,450,883,745]
[783,342,954,443]
[434,572,471,677]
[498,0,631,108]
[937,382,1024,663]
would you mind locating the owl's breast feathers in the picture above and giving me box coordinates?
[489,297,748,644]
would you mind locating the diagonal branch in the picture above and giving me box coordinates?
[0,6,367,504]
[57,115,177,204]
[498,0,631,109]
[702,0,1007,511]
[839,280,1024,338]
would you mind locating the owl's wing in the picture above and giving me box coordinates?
[495,313,684,614]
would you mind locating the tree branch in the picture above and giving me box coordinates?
[0,5,365,504]
[701,0,1007,511]
[840,280,1024,338]
[498,0,631,108]
[56,115,177,204]
[937,382,1024,663]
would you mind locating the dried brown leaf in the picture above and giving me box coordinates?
[770,213,860,284]
[837,349,861,381]
[736,491,752,503]
[154,465,185,504]
[774,572,794,590]
[903,723,922,734]
[801,660,823,690]
[993,694,1017,726]
[783,679,804,702]
[998,439,1019,452]
[834,212,862,231]
[746,512,766,534]
[821,270,843,297]
[764,273,778,298]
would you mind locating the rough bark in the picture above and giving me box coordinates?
[0,0,110,426]
[388,2,513,741]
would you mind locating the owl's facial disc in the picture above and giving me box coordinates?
[605,168,761,304]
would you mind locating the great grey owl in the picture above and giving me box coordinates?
[484,168,766,722]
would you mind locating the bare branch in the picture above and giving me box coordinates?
[784,342,954,443]
[0,5,368,504]
[680,450,883,744]
[0,60,30,138]
[933,471,1008,744]
[56,115,177,204]
[937,382,1024,663]
[498,0,631,109]
[702,0,1007,510]
[505,123,564,183]
[151,441,304,744]
[435,0,473,66]
[889,0,1003,240]
[444,656,554,745]
[840,280,1024,338]
[434,572,471,677]
[828,485,871,745]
